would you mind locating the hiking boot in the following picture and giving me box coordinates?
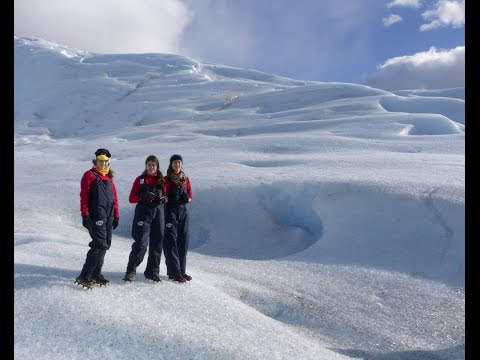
[169,275,186,283]
[122,271,135,282]
[145,273,162,283]
[182,274,192,281]
[75,275,94,290]
[91,274,110,286]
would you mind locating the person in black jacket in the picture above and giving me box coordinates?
[163,154,193,283]
[123,155,167,283]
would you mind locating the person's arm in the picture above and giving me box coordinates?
[186,177,192,202]
[112,181,120,219]
[80,170,93,217]
[129,176,141,203]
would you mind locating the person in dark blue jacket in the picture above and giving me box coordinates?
[123,155,168,283]
[163,154,193,283]
[75,148,120,289]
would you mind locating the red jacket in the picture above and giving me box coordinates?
[80,168,120,219]
[129,173,167,203]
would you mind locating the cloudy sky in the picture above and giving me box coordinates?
[14,37,464,359]
[14,0,465,90]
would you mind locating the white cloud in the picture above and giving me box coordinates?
[383,14,403,26]
[387,0,422,8]
[363,46,464,90]
[382,45,463,67]
[420,0,465,31]
[13,0,192,53]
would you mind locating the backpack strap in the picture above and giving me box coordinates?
[90,169,101,178]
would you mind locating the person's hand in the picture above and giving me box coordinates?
[82,216,92,229]
[141,191,157,203]
[112,218,119,229]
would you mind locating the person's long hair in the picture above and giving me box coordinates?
[144,155,165,187]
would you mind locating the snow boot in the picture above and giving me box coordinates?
[182,274,192,281]
[92,274,110,286]
[122,271,135,283]
[169,275,186,283]
[75,275,94,290]
[144,273,162,283]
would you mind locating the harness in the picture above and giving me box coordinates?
[139,172,162,205]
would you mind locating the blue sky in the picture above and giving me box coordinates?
[14,0,464,90]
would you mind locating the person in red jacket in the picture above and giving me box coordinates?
[75,148,120,289]
[122,155,168,283]
[163,154,192,283]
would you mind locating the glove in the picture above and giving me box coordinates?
[112,218,119,229]
[82,216,92,229]
[141,191,157,203]
[156,195,168,205]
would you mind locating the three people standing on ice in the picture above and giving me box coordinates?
[76,150,193,288]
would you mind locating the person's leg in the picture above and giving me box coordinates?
[177,209,190,276]
[80,247,105,280]
[163,207,182,277]
[78,218,109,286]
[145,207,164,277]
[91,218,113,285]
[92,217,113,278]
[126,207,152,274]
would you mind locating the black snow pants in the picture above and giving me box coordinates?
[126,203,165,276]
[163,203,190,277]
